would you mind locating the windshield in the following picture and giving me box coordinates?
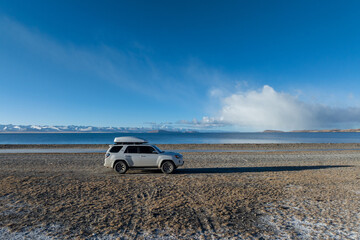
[152,145,164,153]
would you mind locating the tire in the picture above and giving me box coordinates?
[161,161,175,174]
[114,161,128,174]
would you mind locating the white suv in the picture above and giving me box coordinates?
[104,137,184,174]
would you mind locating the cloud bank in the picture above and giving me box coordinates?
[183,85,360,131]
[178,117,227,128]
[220,85,312,130]
[221,85,360,131]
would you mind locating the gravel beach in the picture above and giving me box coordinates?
[0,144,359,239]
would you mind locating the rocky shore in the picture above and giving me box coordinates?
[0,144,359,239]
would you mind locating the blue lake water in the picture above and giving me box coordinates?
[1,132,360,144]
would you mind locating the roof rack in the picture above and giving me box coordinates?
[114,136,148,145]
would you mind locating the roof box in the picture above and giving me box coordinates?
[114,136,148,145]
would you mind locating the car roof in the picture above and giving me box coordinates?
[113,136,148,145]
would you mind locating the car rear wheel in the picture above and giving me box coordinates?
[161,161,175,174]
[114,161,128,174]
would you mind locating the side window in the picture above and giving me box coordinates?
[110,146,123,153]
[125,146,138,153]
[139,146,156,154]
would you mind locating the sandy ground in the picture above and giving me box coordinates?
[0,144,359,239]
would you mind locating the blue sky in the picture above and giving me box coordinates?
[1,0,360,131]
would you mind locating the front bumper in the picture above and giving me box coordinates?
[177,158,184,166]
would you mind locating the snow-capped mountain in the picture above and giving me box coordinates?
[0,124,192,133]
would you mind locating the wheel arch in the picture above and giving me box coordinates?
[158,159,174,168]
[112,159,129,168]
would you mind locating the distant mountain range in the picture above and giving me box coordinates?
[3,124,358,133]
[264,129,360,133]
[0,124,196,133]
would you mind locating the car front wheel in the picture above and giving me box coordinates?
[161,161,175,174]
[114,161,128,174]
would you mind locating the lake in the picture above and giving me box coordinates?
[1,132,360,144]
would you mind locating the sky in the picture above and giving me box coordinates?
[1,0,360,131]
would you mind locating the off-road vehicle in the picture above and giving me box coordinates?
[104,136,184,174]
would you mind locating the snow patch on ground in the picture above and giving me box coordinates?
[0,225,62,240]
[259,201,360,240]
[0,227,253,240]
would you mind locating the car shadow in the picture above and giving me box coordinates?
[130,165,353,175]
[175,165,353,174]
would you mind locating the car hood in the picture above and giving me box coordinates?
[161,151,181,156]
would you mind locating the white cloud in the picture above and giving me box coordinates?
[219,85,311,130]
[219,85,360,131]
[177,117,226,128]
[181,85,360,131]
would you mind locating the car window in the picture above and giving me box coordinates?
[139,146,156,154]
[109,146,123,153]
[152,145,164,153]
[125,146,138,153]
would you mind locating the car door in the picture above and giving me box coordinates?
[138,146,158,167]
[124,146,141,167]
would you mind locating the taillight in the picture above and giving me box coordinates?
[106,153,110,158]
